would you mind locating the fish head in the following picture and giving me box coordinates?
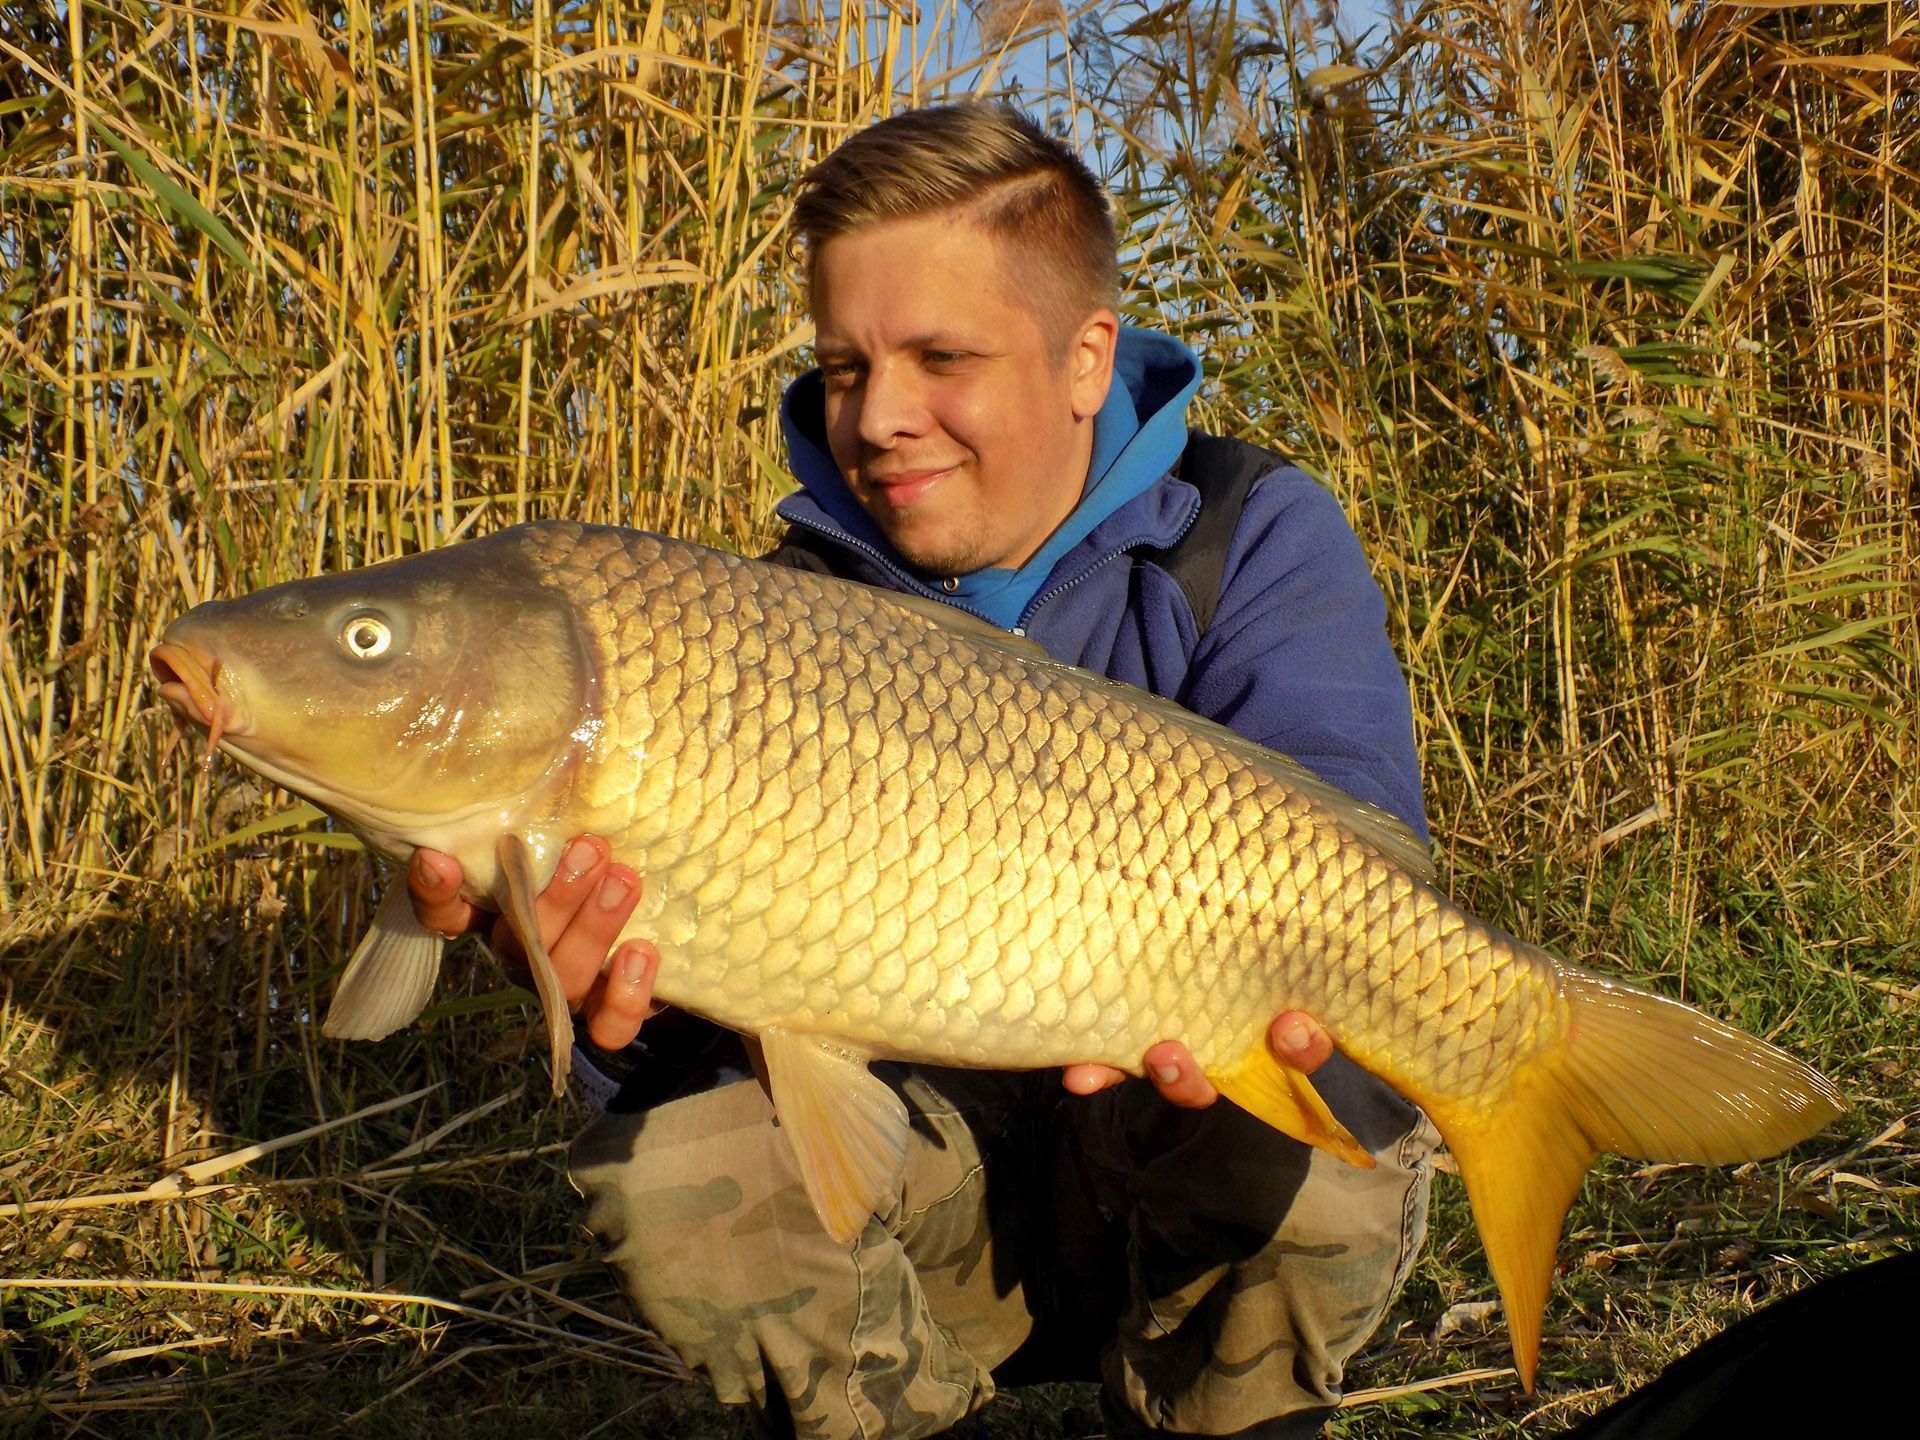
[149,532,593,845]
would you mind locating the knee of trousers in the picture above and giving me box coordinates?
[1099,1100,1442,1435]
[567,1082,831,1407]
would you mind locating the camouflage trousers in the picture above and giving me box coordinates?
[568,1031,1437,1440]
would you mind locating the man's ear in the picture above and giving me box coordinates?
[1068,309,1120,421]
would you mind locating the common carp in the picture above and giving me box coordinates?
[150,520,1842,1386]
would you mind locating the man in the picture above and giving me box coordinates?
[410,102,1435,1439]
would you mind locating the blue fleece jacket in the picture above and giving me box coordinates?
[773,329,1429,839]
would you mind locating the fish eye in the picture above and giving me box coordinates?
[342,615,392,660]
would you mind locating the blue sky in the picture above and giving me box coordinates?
[922,1,1404,106]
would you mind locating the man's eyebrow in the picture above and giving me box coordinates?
[813,335,980,358]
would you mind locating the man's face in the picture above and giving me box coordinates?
[810,212,1117,577]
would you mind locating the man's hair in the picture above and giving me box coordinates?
[791,101,1119,357]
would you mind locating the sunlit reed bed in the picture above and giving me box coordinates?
[2,1,1913,1434]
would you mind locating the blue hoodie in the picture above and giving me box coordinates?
[773,328,1428,838]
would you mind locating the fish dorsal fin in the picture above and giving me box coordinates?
[324,881,446,1041]
[495,833,576,1098]
[760,1026,908,1244]
[1209,1035,1376,1169]
[865,586,1054,660]
[859,585,1436,884]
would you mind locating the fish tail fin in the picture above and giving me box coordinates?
[1425,967,1844,1392]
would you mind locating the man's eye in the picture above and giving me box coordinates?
[922,350,969,367]
[820,360,862,382]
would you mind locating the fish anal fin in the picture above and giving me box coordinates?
[1209,1039,1375,1170]
[495,834,574,1098]
[324,882,446,1041]
[760,1027,908,1244]
[1420,966,1846,1392]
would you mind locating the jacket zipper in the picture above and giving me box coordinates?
[781,489,1204,639]
[776,513,1001,626]
[1014,496,1204,634]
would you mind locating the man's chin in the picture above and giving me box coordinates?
[874,518,986,580]
[894,542,988,580]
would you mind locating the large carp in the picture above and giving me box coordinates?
[150,520,1842,1386]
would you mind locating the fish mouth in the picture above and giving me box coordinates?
[150,639,247,760]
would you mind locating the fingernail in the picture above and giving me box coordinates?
[597,873,631,910]
[561,837,598,882]
[616,945,651,987]
[1152,1062,1181,1085]
[415,851,447,886]
[1281,1020,1312,1055]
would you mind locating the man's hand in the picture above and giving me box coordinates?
[1061,1013,1334,1108]
[406,835,657,1052]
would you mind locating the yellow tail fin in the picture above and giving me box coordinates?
[1425,968,1844,1390]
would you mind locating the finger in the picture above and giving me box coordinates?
[486,835,608,987]
[1061,1063,1127,1096]
[1270,1011,1335,1074]
[1143,1040,1219,1109]
[584,941,659,1052]
[547,863,642,1006]
[409,848,485,938]
[532,835,618,959]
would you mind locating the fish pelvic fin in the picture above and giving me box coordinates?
[1428,967,1846,1392]
[496,833,574,1098]
[1209,1039,1375,1169]
[760,1028,909,1245]
[323,882,446,1041]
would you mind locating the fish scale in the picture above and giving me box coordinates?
[530,521,1558,1090]
[150,517,1844,1388]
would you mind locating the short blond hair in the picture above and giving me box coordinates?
[791,102,1119,356]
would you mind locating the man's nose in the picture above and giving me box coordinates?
[856,359,929,447]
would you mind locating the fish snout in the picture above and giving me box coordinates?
[150,635,246,754]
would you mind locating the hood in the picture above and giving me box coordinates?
[777,326,1203,628]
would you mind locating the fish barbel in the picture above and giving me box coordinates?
[149,520,1842,1386]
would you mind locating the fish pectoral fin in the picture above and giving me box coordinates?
[323,882,446,1041]
[495,833,574,1099]
[760,1028,909,1245]
[1209,1040,1375,1170]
